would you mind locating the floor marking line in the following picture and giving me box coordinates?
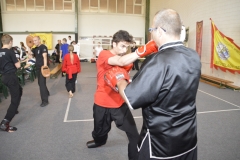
[65,116,143,122]
[197,108,240,114]
[64,83,79,122]
[65,119,93,122]
[64,109,240,122]
[198,89,240,108]
[63,98,72,122]
[64,89,240,122]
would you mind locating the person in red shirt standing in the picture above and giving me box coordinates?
[62,45,81,98]
[86,30,158,160]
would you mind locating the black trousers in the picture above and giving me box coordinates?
[138,137,197,160]
[132,60,139,71]
[92,103,139,160]
[36,69,49,103]
[65,73,77,93]
[1,73,22,121]
[55,54,60,63]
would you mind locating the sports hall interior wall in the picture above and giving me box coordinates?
[1,11,145,52]
[1,0,239,85]
[150,0,240,86]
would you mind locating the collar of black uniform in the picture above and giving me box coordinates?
[158,41,183,51]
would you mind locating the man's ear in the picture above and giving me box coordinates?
[157,27,162,38]
[113,42,116,48]
[9,41,13,47]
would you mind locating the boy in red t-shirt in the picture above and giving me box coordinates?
[87,30,158,160]
[87,30,140,160]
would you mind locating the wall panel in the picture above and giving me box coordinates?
[150,0,240,85]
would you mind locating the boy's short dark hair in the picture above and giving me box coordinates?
[111,30,133,48]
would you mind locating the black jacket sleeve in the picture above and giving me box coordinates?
[124,53,167,109]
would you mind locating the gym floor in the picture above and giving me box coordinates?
[0,62,240,160]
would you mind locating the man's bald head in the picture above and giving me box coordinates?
[154,9,182,37]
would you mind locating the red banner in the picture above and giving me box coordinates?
[196,21,203,57]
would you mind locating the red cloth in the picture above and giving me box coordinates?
[94,50,124,108]
[62,53,81,79]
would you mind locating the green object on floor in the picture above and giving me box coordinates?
[25,65,35,82]
[16,67,25,86]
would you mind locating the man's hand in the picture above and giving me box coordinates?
[136,40,158,58]
[104,66,130,92]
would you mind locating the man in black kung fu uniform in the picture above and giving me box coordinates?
[29,36,50,107]
[105,9,201,160]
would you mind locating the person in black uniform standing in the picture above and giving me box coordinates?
[54,40,61,63]
[29,36,49,107]
[0,34,22,132]
[105,9,200,160]
[131,42,139,71]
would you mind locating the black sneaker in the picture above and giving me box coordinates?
[0,119,17,132]
[86,140,106,148]
[40,102,49,107]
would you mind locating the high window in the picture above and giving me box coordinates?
[1,0,144,14]
[80,0,144,15]
[2,0,74,11]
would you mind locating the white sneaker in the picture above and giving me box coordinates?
[75,80,77,84]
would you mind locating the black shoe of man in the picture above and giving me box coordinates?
[86,140,106,148]
[0,119,17,132]
[40,102,49,107]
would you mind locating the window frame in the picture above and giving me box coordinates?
[1,0,144,14]
[1,0,75,12]
[79,0,144,15]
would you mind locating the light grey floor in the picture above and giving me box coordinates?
[0,62,240,160]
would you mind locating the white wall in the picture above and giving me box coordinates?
[150,0,240,85]
[2,11,145,53]
[2,12,75,32]
[78,13,145,38]
[2,12,75,52]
